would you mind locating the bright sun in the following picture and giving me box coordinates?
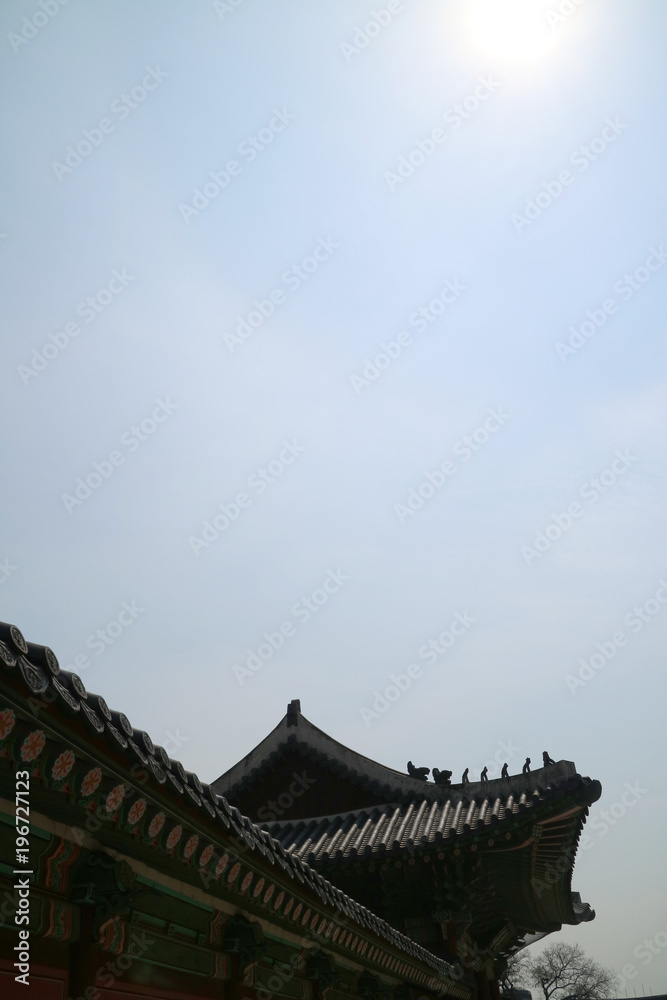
[466,0,558,62]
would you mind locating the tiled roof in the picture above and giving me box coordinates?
[213,702,598,824]
[214,702,469,803]
[0,621,462,988]
[266,773,601,864]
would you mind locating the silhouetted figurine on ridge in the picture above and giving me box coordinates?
[407,761,430,781]
[542,750,556,766]
[433,768,452,787]
[480,767,488,783]
[461,768,470,784]
[522,757,531,774]
[501,762,509,779]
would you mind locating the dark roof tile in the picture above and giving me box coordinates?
[266,774,601,865]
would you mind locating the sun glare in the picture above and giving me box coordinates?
[466,0,558,62]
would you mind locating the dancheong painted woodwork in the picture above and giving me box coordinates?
[0,623,601,1000]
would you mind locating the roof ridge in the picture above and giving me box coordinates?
[214,704,586,809]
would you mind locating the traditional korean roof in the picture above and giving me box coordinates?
[265,774,599,933]
[214,701,601,940]
[0,621,466,996]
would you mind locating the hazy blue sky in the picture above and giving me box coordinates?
[2,0,666,990]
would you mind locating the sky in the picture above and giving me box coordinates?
[1,0,666,992]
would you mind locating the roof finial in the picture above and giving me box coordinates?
[287,699,301,726]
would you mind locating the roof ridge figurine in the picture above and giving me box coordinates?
[406,752,554,788]
[406,760,430,781]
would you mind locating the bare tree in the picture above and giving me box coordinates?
[499,951,530,995]
[526,942,616,1000]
